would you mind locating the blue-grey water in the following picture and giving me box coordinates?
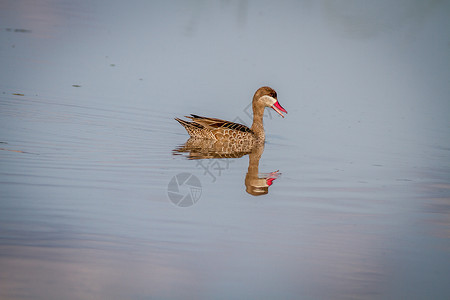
[1,1,449,299]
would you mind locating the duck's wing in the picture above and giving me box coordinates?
[186,114,252,133]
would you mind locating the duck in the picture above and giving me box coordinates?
[175,86,287,143]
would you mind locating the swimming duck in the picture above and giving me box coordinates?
[175,86,287,143]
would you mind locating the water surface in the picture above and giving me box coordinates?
[1,1,450,299]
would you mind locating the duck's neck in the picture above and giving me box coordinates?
[250,103,265,141]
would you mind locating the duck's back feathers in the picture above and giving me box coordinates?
[186,114,252,133]
[175,114,253,141]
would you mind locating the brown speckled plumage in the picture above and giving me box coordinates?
[175,86,287,143]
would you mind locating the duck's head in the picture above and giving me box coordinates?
[253,86,287,118]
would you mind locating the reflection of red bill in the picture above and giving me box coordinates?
[266,178,276,186]
[271,101,287,118]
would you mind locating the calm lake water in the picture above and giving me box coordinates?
[1,1,450,299]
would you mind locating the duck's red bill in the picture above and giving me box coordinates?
[272,101,287,118]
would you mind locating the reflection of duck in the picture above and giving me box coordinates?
[173,140,280,196]
[173,137,254,159]
[175,86,287,143]
[245,143,280,196]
